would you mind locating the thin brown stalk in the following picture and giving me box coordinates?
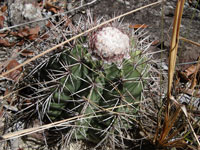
[159,106,181,144]
[161,122,185,145]
[157,0,185,147]
[179,36,200,47]
[162,138,186,147]
[167,0,185,113]
[181,105,200,146]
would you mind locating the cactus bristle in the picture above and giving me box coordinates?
[19,20,151,148]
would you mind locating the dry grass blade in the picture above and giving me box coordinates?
[179,36,200,47]
[158,2,186,145]
[166,0,185,139]
[168,0,185,102]
[164,0,185,141]
[155,0,187,148]
[1,102,136,141]
[181,105,200,146]
[164,0,185,139]
[162,124,185,145]
[0,0,163,79]
[162,138,186,147]
[159,106,181,144]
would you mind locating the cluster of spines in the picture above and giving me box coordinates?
[45,38,148,145]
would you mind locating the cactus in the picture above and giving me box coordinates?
[42,26,149,145]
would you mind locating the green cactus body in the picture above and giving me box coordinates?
[46,27,149,143]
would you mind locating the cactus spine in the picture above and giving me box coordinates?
[45,26,149,144]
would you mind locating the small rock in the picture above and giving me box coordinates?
[8,0,45,28]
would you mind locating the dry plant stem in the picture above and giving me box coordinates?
[1,102,138,141]
[159,105,181,144]
[181,105,200,146]
[159,0,200,147]
[167,0,185,108]
[162,1,185,144]
[162,126,185,146]
[162,138,185,147]
[158,0,185,146]
[0,0,163,79]
[179,36,200,47]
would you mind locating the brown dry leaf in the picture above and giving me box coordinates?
[49,7,57,13]
[190,77,197,90]
[0,108,3,118]
[0,32,8,37]
[183,88,200,98]
[12,26,40,40]
[184,64,200,77]
[45,2,60,14]
[129,24,148,29]
[190,57,200,90]
[25,99,31,104]
[0,15,5,28]
[37,34,49,42]
[45,2,60,10]
[6,59,23,81]
[47,0,58,3]
[151,40,160,46]
[41,34,49,40]
[46,21,52,28]
[1,5,7,12]
[18,49,34,57]
[29,26,40,35]
[16,40,25,46]
[28,34,38,41]
[178,71,189,82]
[4,89,12,104]
[10,31,18,36]
[65,17,72,27]
[17,28,29,37]
[0,39,14,47]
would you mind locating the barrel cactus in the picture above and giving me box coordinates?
[41,25,149,145]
